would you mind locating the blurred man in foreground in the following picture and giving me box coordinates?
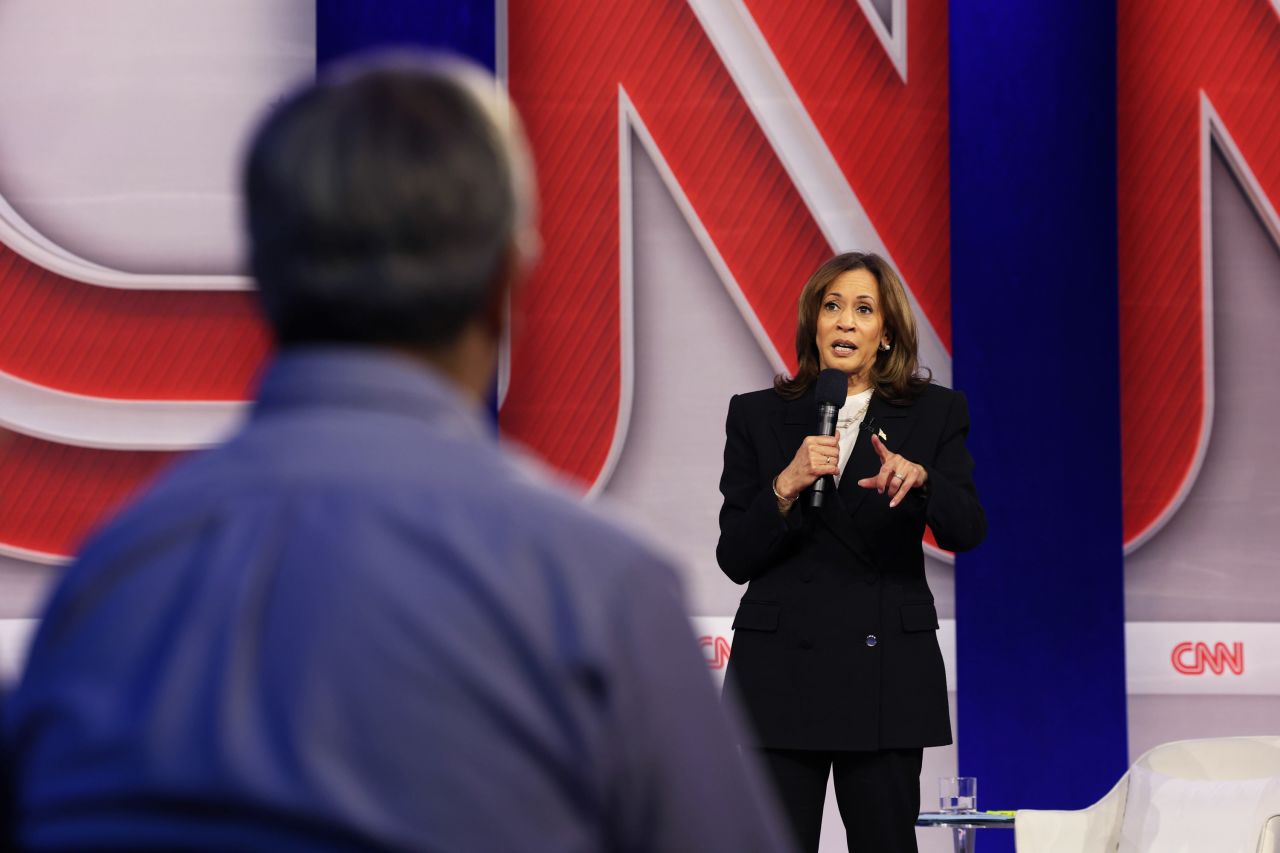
[3,53,789,852]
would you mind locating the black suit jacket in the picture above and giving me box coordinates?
[717,382,985,751]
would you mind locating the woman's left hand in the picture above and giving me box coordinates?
[857,434,929,508]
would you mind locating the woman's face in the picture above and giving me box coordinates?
[815,268,889,381]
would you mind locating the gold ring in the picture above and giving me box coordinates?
[892,472,906,481]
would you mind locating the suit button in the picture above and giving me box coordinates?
[865,634,878,647]
[800,639,814,650]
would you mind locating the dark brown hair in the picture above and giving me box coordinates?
[774,252,930,403]
[244,56,516,348]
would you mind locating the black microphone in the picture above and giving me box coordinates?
[810,368,848,508]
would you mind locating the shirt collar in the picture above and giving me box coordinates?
[252,345,490,441]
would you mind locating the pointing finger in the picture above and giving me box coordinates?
[857,463,892,494]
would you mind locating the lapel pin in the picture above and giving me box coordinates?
[877,428,888,441]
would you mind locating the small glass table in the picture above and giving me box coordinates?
[916,811,1015,853]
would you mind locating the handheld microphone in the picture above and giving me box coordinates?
[810,368,848,508]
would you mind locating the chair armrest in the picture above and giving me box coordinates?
[1015,779,1127,852]
[1260,814,1280,853]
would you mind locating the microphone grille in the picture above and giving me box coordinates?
[814,368,848,407]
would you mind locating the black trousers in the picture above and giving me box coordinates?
[758,747,923,853]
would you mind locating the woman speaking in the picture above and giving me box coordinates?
[717,252,985,853]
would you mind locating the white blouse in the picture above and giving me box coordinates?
[834,387,874,485]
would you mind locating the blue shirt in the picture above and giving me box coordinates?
[5,348,789,852]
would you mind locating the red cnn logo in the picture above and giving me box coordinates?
[700,635,732,670]
[1171,641,1244,676]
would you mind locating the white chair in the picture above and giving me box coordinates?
[1015,736,1280,853]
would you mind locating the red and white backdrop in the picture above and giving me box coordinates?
[0,1,308,611]
[0,0,1277,845]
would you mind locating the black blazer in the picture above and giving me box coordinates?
[717,382,985,751]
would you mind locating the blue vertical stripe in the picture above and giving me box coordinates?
[314,0,499,420]
[316,0,495,70]
[950,0,1128,838]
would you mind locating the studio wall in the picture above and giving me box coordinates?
[0,2,1277,851]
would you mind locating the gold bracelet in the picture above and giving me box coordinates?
[772,476,796,504]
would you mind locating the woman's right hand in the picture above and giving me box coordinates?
[774,432,842,500]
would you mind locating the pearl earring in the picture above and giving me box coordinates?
[880,342,891,352]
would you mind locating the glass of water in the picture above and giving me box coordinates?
[939,776,977,813]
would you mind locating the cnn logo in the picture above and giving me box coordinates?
[700,635,731,670]
[1171,641,1244,676]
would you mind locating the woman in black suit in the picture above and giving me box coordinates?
[717,252,985,853]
